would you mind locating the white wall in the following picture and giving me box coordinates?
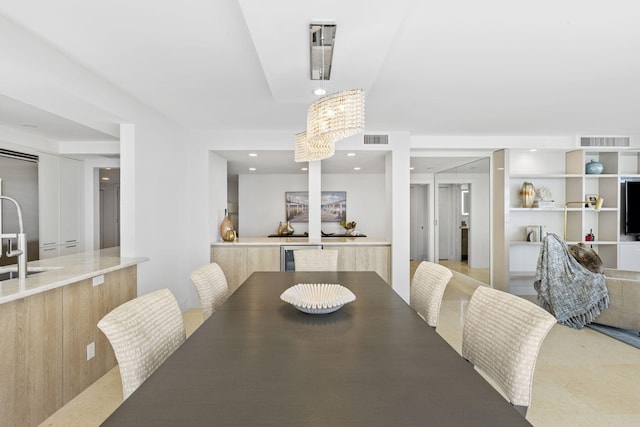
[0,18,195,310]
[237,173,386,237]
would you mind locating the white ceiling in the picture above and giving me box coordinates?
[0,0,638,172]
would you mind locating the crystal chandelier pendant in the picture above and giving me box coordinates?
[294,131,335,162]
[307,89,365,148]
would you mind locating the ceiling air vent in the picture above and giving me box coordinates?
[363,134,389,145]
[579,136,630,147]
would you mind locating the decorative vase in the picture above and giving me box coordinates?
[520,182,535,208]
[285,221,294,235]
[277,222,285,236]
[219,208,235,241]
[585,159,604,175]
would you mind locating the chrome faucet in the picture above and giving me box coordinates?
[0,195,27,279]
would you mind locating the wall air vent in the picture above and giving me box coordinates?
[0,148,38,162]
[363,134,389,145]
[579,136,630,147]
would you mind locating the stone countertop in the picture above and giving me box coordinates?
[0,247,148,305]
[211,236,391,246]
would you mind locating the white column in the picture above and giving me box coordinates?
[119,123,135,257]
[387,132,411,302]
[308,160,321,242]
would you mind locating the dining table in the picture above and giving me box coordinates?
[102,271,531,426]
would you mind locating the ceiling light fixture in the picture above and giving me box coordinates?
[294,130,334,162]
[310,24,335,81]
[294,24,365,163]
[307,88,365,150]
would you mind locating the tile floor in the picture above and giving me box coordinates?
[40,266,640,426]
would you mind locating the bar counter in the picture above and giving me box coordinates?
[0,247,148,304]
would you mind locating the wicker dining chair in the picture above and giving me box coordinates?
[97,288,186,400]
[462,286,556,416]
[409,261,453,327]
[293,249,339,271]
[189,262,230,320]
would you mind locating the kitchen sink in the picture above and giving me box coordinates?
[0,266,63,281]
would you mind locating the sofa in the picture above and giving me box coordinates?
[593,269,640,332]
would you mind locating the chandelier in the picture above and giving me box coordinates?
[294,131,335,163]
[294,24,365,163]
[307,89,365,147]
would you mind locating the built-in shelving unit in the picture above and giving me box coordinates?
[493,148,640,295]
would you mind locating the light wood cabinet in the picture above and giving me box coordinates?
[324,245,391,284]
[359,246,391,284]
[211,246,279,294]
[0,267,137,426]
[334,246,357,271]
[62,267,136,401]
[0,288,63,427]
[212,244,391,290]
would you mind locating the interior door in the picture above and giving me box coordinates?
[438,186,451,260]
[410,184,429,260]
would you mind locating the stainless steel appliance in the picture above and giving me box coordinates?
[280,244,322,271]
[0,149,39,272]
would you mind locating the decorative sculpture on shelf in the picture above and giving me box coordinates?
[534,186,555,208]
[340,220,357,236]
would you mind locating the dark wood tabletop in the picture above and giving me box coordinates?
[102,271,530,426]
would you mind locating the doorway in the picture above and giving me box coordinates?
[410,184,429,261]
[99,168,120,249]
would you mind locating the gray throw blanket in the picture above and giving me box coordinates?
[534,233,609,329]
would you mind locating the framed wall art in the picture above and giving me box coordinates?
[286,191,346,223]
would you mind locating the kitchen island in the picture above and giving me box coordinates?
[0,248,147,427]
[211,236,390,293]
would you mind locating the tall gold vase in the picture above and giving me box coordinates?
[520,182,535,208]
[219,209,235,241]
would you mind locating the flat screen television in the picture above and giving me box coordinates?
[625,181,640,234]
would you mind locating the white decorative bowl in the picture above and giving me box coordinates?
[280,283,356,314]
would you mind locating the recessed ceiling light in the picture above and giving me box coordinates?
[249,167,256,171]
[410,167,415,170]
[301,167,308,171]
[497,167,505,171]
[248,153,258,157]
[529,149,537,152]
[313,88,327,96]
[353,167,361,171]
[347,153,356,157]
[105,167,112,170]
[101,177,110,181]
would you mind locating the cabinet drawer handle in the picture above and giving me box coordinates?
[42,248,56,252]
[65,240,77,243]
[65,245,77,248]
[43,242,57,246]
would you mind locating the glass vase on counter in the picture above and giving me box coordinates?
[219,209,235,241]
